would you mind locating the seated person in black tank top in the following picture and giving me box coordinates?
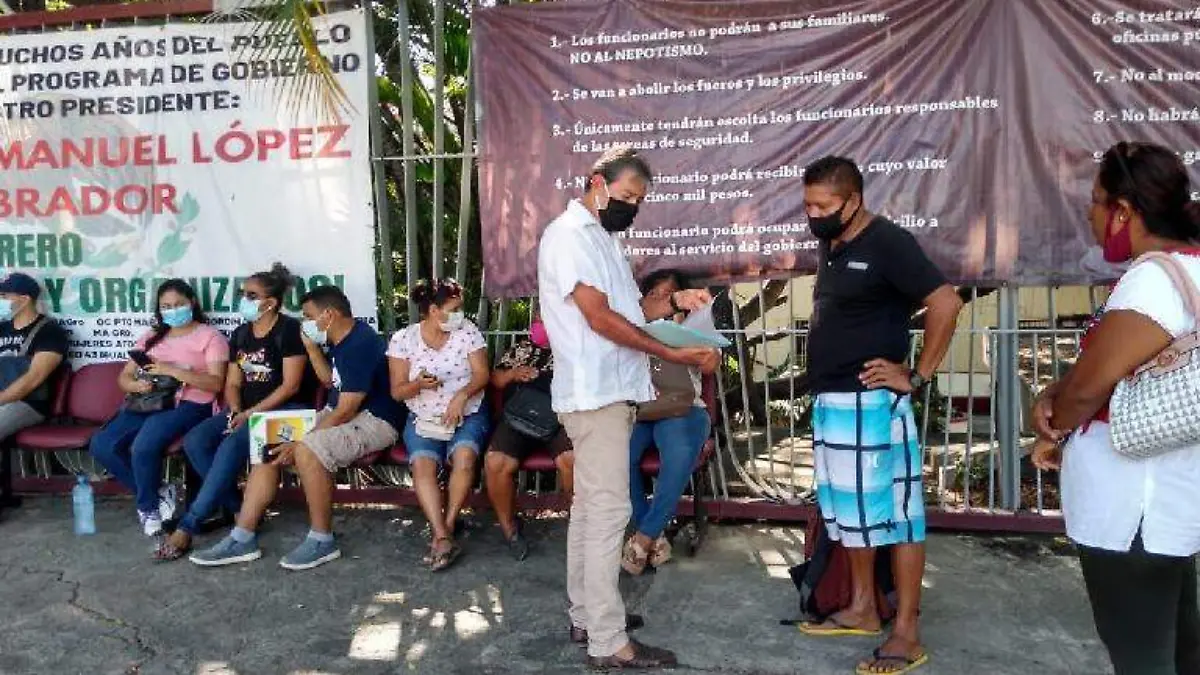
[156,264,310,561]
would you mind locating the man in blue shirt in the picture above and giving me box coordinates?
[191,286,402,570]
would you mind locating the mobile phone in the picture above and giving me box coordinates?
[129,350,153,367]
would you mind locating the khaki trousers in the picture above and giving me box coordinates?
[560,402,636,658]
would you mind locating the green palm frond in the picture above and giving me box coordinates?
[206,0,351,122]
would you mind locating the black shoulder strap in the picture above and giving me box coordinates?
[18,316,48,357]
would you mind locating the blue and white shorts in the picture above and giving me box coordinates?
[813,390,926,548]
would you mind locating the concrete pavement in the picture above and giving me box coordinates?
[0,496,1110,674]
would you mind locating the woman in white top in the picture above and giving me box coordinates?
[388,278,490,571]
[1032,141,1200,675]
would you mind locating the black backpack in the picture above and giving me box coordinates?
[784,516,897,624]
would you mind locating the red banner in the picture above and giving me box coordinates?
[475,0,1200,298]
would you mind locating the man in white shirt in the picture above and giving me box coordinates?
[538,147,717,669]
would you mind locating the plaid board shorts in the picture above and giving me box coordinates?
[813,390,926,548]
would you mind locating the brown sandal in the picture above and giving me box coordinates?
[621,538,650,575]
[153,538,191,562]
[649,536,672,568]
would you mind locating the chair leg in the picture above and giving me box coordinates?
[182,459,202,511]
[691,465,710,555]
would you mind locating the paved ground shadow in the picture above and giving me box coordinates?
[0,496,1111,674]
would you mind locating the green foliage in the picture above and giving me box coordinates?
[371,0,480,327]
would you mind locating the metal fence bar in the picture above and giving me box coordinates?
[431,0,446,280]
[378,152,476,161]
[756,280,775,492]
[721,292,781,501]
[988,329,998,512]
[964,289,979,509]
[939,332,955,510]
[712,368,734,502]
[397,0,419,319]
[1031,327,1043,513]
[476,271,491,330]
[364,5,397,333]
[995,287,1021,509]
[454,48,475,284]
[786,286,798,499]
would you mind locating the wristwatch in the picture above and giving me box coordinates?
[908,371,928,393]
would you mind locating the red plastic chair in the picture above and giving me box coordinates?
[47,366,72,418]
[387,445,409,465]
[0,365,74,509]
[13,362,126,452]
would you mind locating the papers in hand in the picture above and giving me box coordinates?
[644,303,731,348]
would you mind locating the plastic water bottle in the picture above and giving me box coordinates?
[72,473,95,535]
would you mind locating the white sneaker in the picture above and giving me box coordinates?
[139,511,163,537]
[158,484,178,523]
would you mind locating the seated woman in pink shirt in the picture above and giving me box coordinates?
[90,279,229,537]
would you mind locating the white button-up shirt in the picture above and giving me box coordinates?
[1061,254,1200,557]
[537,199,653,414]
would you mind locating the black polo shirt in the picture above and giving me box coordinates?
[806,216,947,395]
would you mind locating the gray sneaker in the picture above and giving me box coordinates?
[189,535,263,567]
[279,537,341,571]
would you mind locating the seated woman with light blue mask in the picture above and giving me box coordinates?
[89,279,229,538]
[154,263,314,561]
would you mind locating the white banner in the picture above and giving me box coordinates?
[0,9,377,365]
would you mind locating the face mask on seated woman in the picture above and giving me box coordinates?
[439,311,465,333]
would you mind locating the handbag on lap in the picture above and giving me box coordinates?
[503,385,561,441]
[124,374,180,414]
[414,416,456,441]
[636,357,695,422]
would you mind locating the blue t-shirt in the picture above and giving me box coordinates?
[327,321,402,430]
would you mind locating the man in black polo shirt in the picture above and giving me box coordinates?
[797,157,962,675]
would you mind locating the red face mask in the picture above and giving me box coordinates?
[1102,210,1133,263]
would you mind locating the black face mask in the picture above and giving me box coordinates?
[808,198,860,240]
[599,197,639,233]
